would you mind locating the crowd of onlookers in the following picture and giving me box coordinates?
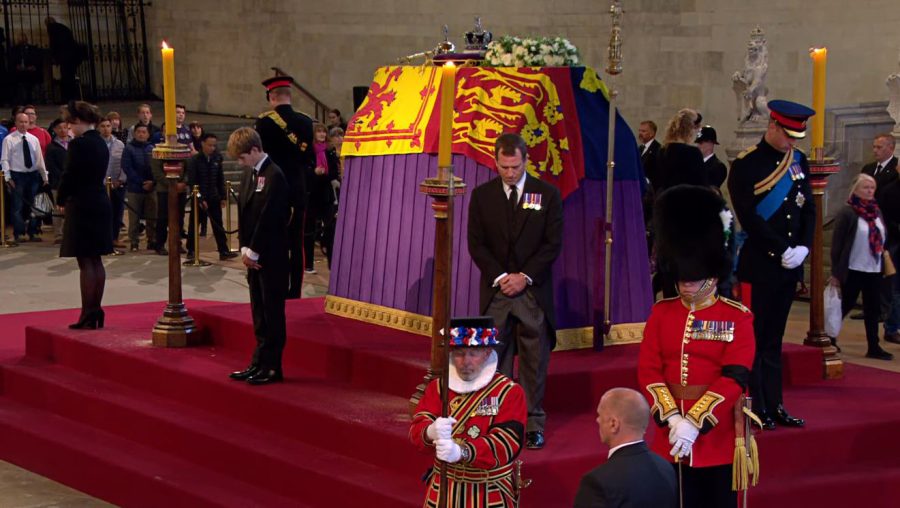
[0,103,346,270]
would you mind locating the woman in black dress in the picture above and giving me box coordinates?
[656,108,707,193]
[57,101,112,329]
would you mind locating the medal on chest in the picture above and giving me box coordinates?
[255,176,266,192]
[473,396,499,416]
[522,193,542,211]
[689,320,735,342]
[795,191,806,208]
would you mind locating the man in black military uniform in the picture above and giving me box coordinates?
[255,75,315,299]
[727,100,816,430]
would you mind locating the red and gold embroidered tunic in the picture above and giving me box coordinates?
[410,372,526,508]
[638,296,756,468]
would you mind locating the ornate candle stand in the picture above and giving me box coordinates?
[409,166,465,411]
[151,137,200,347]
[803,152,843,379]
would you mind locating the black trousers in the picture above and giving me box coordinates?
[840,270,882,350]
[747,275,796,416]
[303,204,325,270]
[155,192,187,249]
[248,264,288,371]
[676,464,736,508]
[286,206,305,298]
[187,199,229,255]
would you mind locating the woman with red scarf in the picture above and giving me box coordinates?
[829,173,894,360]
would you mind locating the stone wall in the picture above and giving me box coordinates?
[145,0,900,158]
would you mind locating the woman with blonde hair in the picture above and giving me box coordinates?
[829,173,894,360]
[656,108,706,192]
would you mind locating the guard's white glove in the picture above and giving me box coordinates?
[331,179,341,190]
[666,414,686,442]
[426,417,456,442]
[435,438,462,463]
[668,419,699,459]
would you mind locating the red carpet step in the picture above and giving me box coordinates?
[0,298,897,507]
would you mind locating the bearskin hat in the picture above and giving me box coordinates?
[653,185,732,282]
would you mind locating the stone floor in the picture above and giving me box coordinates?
[1,226,898,506]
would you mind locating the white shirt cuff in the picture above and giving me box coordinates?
[492,272,508,287]
[522,273,533,286]
[240,247,259,261]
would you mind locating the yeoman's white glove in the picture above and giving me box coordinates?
[435,438,462,463]
[426,416,456,442]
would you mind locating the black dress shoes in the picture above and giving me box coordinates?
[229,365,259,381]
[884,332,900,345]
[866,347,894,361]
[525,431,545,450]
[759,413,776,431]
[774,405,805,427]
[247,369,283,385]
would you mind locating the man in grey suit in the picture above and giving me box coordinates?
[574,388,677,508]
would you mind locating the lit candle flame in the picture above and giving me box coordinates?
[162,40,169,50]
[444,61,456,69]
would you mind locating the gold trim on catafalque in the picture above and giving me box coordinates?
[686,391,725,428]
[689,320,735,342]
[647,383,680,420]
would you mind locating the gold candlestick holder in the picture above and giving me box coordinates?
[151,135,201,347]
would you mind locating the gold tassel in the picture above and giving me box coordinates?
[748,433,760,486]
[732,437,748,491]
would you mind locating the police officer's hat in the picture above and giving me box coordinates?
[696,125,719,144]
[654,185,732,282]
[447,316,500,347]
[768,99,815,139]
[262,75,295,97]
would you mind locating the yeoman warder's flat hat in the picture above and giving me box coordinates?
[448,316,500,347]
[768,99,815,139]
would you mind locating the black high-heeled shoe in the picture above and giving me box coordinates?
[69,309,105,330]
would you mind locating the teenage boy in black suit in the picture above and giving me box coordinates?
[227,127,290,385]
[467,132,563,449]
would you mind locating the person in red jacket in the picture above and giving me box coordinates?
[638,185,758,508]
[409,317,527,508]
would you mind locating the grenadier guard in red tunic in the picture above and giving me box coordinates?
[638,185,759,508]
[410,317,527,508]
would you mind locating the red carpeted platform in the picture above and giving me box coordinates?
[0,298,898,507]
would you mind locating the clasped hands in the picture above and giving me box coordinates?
[426,417,463,463]
[667,415,700,459]
[781,245,809,269]
[499,273,527,297]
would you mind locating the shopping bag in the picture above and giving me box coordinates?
[824,285,842,339]
[31,192,53,219]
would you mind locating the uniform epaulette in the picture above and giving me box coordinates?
[258,110,274,119]
[720,297,750,313]
[735,145,757,160]
[655,295,681,305]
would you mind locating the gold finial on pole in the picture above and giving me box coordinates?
[606,1,624,76]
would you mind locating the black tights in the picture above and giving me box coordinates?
[76,256,106,316]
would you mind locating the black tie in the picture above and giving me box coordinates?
[22,136,33,169]
[875,163,883,175]
[508,185,518,214]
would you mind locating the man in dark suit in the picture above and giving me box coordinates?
[861,133,898,203]
[574,388,677,508]
[728,100,816,430]
[638,120,661,187]
[697,125,728,189]
[860,133,898,326]
[226,127,290,385]
[255,75,315,299]
[467,133,563,449]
